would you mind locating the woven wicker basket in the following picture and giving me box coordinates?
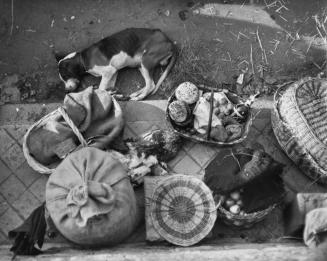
[149,175,217,246]
[271,77,327,185]
[166,90,253,146]
[23,107,87,175]
[217,203,276,228]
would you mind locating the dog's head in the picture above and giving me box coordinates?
[55,52,83,92]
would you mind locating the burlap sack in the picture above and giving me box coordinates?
[46,147,139,246]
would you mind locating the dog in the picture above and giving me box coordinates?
[55,28,177,100]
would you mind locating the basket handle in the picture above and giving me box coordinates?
[206,89,215,140]
[58,107,87,147]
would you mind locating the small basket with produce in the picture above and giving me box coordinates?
[204,147,285,228]
[166,82,256,145]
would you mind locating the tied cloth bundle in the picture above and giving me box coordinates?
[27,86,124,166]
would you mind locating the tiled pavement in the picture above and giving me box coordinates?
[1,99,327,245]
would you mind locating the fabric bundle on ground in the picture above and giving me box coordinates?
[284,193,327,237]
[27,86,124,166]
[46,147,140,246]
[204,146,285,212]
[8,203,46,257]
[284,193,327,250]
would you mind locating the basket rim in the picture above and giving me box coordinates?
[272,77,327,180]
[217,203,276,222]
[166,90,253,146]
[22,107,87,175]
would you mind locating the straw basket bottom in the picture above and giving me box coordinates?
[217,205,275,228]
[272,78,327,185]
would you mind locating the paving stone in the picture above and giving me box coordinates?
[0,194,9,216]
[124,101,166,122]
[4,124,29,145]
[256,134,278,156]
[181,139,195,152]
[0,206,23,235]
[252,117,271,132]
[127,121,153,137]
[29,175,48,202]
[0,231,8,244]
[148,120,168,130]
[167,149,186,169]
[283,165,327,193]
[1,143,25,171]
[253,108,271,119]
[15,161,40,186]
[197,169,205,180]
[171,154,202,175]
[241,127,261,147]
[187,143,217,168]
[0,175,26,204]
[12,190,41,219]
[0,128,15,154]
[270,147,292,165]
[123,125,137,139]
[0,159,11,184]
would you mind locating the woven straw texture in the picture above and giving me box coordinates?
[23,107,87,174]
[217,204,276,228]
[272,77,327,185]
[149,175,217,246]
[166,92,253,146]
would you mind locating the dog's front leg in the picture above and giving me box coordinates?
[98,65,117,91]
[108,71,118,89]
[130,64,154,101]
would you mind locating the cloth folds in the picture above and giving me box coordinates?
[27,87,124,165]
[8,203,46,257]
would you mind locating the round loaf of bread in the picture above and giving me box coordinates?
[175,82,199,104]
[168,100,191,124]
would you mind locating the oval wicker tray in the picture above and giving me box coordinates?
[271,78,327,185]
[166,90,253,146]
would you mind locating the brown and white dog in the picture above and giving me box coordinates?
[55,28,177,100]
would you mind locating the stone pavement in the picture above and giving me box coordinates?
[1,99,327,246]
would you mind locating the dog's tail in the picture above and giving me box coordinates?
[154,42,177,91]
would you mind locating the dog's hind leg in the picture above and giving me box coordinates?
[130,64,154,101]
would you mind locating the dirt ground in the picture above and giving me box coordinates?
[0,0,326,103]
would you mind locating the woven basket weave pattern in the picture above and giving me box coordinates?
[217,204,276,228]
[166,93,253,146]
[272,78,327,184]
[23,107,87,174]
[150,175,217,246]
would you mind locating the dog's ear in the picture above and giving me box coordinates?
[53,51,68,62]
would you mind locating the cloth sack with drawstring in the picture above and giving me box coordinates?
[46,147,140,246]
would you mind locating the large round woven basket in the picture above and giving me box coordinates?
[149,175,217,246]
[217,204,276,228]
[166,90,253,146]
[23,107,87,175]
[271,77,327,185]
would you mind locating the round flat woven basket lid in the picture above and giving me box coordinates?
[150,174,217,246]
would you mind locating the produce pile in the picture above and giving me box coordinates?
[167,82,252,143]
[221,190,245,216]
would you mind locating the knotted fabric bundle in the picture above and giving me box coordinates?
[27,86,124,166]
[46,147,139,246]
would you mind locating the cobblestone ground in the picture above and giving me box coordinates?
[1,100,327,245]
